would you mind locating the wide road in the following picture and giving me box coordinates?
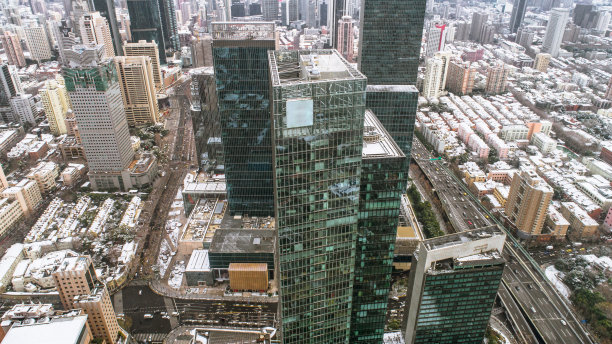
[411,138,594,344]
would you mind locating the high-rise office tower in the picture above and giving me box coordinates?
[288,0,299,22]
[115,56,159,126]
[40,76,71,135]
[191,35,214,68]
[446,59,476,95]
[281,1,289,25]
[350,110,407,343]
[542,8,569,57]
[212,22,276,217]
[337,16,354,62]
[191,67,220,166]
[262,0,279,21]
[422,57,444,98]
[595,11,611,31]
[505,168,553,236]
[91,0,123,56]
[124,40,163,90]
[24,25,53,62]
[402,227,506,344]
[533,53,551,72]
[126,0,168,63]
[80,12,115,58]
[330,0,344,47]
[469,12,488,42]
[1,32,26,68]
[0,64,22,108]
[319,2,328,27]
[485,63,509,94]
[63,45,134,190]
[359,0,426,85]
[269,49,366,344]
[52,255,119,344]
[509,0,527,33]
[158,0,180,51]
[425,23,446,58]
[9,94,36,125]
[365,86,418,158]
[573,3,596,28]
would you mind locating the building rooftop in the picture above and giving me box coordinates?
[423,226,505,252]
[1,314,89,344]
[193,327,277,344]
[210,227,275,255]
[211,22,276,40]
[269,49,365,86]
[186,249,210,272]
[362,110,404,159]
[366,84,419,93]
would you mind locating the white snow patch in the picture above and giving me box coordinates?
[545,265,570,299]
[166,219,181,248]
[168,262,185,289]
[580,254,612,271]
[157,239,172,276]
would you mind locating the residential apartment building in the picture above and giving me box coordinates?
[505,168,553,237]
[561,202,600,239]
[79,12,115,58]
[40,76,71,136]
[1,32,25,68]
[23,25,52,62]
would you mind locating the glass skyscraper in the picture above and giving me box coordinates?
[351,110,407,343]
[212,22,276,217]
[269,49,366,343]
[403,227,506,344]
[365,85,419,159]
[358,0,426,85]
[126,0,167,63]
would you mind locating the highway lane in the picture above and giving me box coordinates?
[411,138,593,344]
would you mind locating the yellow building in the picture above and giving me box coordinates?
[115,56,160,126]
[0,179,42,216]
[74,286,120,344]
[505,168,553,236]
[124,40,162,90]
[26,161,59,193]
[40,75,71,135]
[533,53,551,72]
[561,202,599,240]
[0,198,23,237]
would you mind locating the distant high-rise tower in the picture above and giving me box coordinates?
[337,15,354,62]
[350,110,407,343]
[509,0,527,33]
[485,63,509,94]
[80,12,115,58]
[422,57,444,98]
[124,40,163,90]
[40,76,71,136]
[469,12,488,42]
[269,49,366,344]
[126,0,168,63]
[158,0,179,51]
[24,25,52,62]
[91,0,123,55]
[191,67,220,168]
[63,45,135,190]
[115,56,159,126]
[1,32,26,68]
[425,23,446,58]
[0,64,22,108]
[212,22,276,217]
[262,0,278,21]
[359,0,426,85]
[542,8,569,57]
[191,35,214,68]
[402,227,506,344]
[505,168,553,236]
[319,2,328,27]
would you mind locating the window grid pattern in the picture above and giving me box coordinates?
[414,265,504,344]
[350,157,407,343]
[213,42,275,217]
[272,70,367,343]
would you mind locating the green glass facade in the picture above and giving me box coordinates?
[269,50,366,343]
[126,0,167,63]
[365,85,419,159]
[412,262,504,343]
[358,0,426,85]
[350,111,407,343]
[63,64,117,92]
[212,23,276,217]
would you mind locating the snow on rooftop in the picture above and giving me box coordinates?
[1,314,89,344]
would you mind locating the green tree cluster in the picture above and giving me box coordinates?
[407,184,444,238]
[572,288,612,340]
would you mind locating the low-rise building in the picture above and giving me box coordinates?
[544,206,569,238]
[0,130,21,157]
[531,132,557,155]
[0,198,24,238]
[0,307,92,344]
[0,244,24,292]
[185,249,213,287]
[27,161,59,193]
[561,202,600,240]
[61,164,87,187]
[0,179,42,216]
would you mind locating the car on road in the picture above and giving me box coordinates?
[144,314,154,319]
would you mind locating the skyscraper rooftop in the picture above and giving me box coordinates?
[211,22,276,40]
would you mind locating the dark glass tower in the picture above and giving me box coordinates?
[126,0,167,63]
[269,49,366,343]
[191,67,221,168]
[91,0,123,55]
[158,0,179,51]
[403,227,506,344]
[509,0,527,33]
[358,0,426,85]
[212,22,276,217]
[365,85,419,160]
[350,110,407,343]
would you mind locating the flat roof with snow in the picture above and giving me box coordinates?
[2,314,89,344]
